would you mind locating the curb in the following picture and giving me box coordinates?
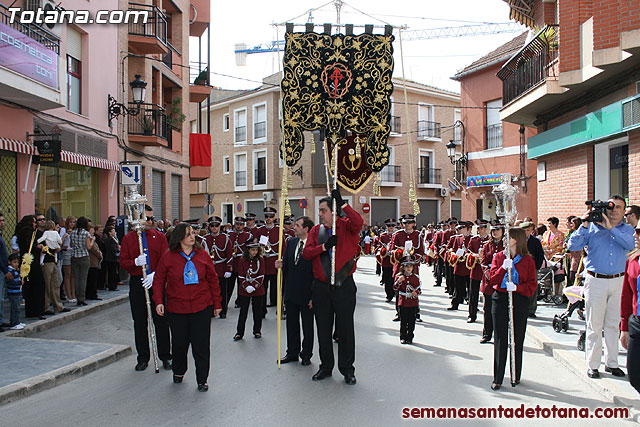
[0,343,132,406]
[527,325,640,421]
[3,294,129,338]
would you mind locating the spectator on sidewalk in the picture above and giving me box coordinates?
[17,215,45,319]
[620,224,640,394]
[6,254,25,330]
[625,205,640,229]
[103,225,120,291]
[519,221,544,318]
[85,225,103,301]
[0,214,10,331]
[568,195,635,379]
[565,216,583,285]
[70,216,93,307]
[56,218,66,296]
[39,220,67,315]
[542,217,566,297]
[95,225,107,291]
[62,216,76,304]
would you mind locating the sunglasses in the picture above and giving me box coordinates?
[209,222,221,227]
[147,216,155,222]
[36,218,45,221]
[264,214,275,218]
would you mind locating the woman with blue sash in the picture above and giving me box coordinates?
[153,223,222,392]
[489,227,537,390]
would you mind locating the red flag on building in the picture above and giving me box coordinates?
[189,133,211,167]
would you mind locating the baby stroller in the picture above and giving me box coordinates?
[552,285,586,351]
[538,257,565,305]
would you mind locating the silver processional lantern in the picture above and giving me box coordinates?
[123,186,148,232]
[492,173,518,223]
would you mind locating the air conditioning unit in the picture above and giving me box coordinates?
[262,191,274,202]
[24,0,62,35]
[439,188,448,197]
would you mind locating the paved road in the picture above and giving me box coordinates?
[2,257,632,426]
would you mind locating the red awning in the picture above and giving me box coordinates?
[189,133,211,167]
[60,151,120,170]
[0,137,36,155]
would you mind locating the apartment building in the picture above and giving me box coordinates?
[0,0,120,232]
[191,73,461,227]
[116,0,211,223]
[499,0,640,223]
[452,32,539,223]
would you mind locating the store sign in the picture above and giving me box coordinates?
[34,139,61,164]
[466,174,503,188]
[0,22,58,89]
[610,145,628,170]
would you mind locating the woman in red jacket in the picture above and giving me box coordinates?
[489,227,537,390]
[479,224,504,344]
[620,226,640,394]
[234,240,265,341]
[153,223,222,392]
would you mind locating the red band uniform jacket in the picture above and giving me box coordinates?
[228,229,252,273]
[480,239,504,295]
[237,256,266,297]
[390,229,425,276]
[204,233,233,277]
[489,251,537,297]
[393,273,421,307]
[256,225,280,275]
[470,235,490,281]
[120,228,168,276]
[378,231,393,268]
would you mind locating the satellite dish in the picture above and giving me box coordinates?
[43,2,56,30]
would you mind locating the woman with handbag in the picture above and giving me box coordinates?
[16,215,45,319]
[70,216,93,306]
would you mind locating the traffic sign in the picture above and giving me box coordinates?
[299,199,308,209]
[121,164,141,185]
[237,203,243,212]
[362,203,370,213]
[204,205,215,215]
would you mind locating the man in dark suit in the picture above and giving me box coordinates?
[275,216,315,366]
[521,221,544,318]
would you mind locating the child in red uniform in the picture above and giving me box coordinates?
[393,255,422,344]
[234,240,265,340]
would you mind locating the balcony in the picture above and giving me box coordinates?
[417,168,442,185]
[417,121,441,140]
[235,126,247,144]
[190,0,211,37]
[127,103,168,146]
[390,116,401,135]
[190,66,210,103]
[380,165,401,185]
[128,3,168,55]
[254,121,266,139]
[486,123,503,150]
[235,171,247,188]
[254,168,266,186]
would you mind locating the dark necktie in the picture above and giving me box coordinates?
[295,240,303,265]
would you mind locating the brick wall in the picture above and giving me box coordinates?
[537,144,594,228]
[620,0,640,32]
[593,0,620,50]
[534,0,558,27]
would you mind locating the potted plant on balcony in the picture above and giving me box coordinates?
[167,96,186,129]
[193,67,208,86]
[141,116,155,135]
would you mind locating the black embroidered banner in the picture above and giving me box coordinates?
[281,30,395,186]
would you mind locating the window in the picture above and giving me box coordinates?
[418,150,440,184]
[67,56,81,114]
[418,104,440,139]
[234,153,247,190]
[253,103,267,143]
[453,109,461,142]
[234,109,247,144]
[171,174,181,221]
[223,113,230,132]
[390,97,401,135]
[223,155,230,174]
[253,150,267,188]
[486,99,502,150]
[380,146,401,183]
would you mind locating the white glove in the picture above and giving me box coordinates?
[142,272,155,289]
[502,258,513,271]
[224,272,232,279]
[246,285,256,294]
[134,254,147,267]
[505,281,516,292]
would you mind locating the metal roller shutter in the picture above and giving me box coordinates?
[151,170,164,219]
[451,200,462,221]
[370,199,397,228]
[288,199,305,220]
[171,174,181,221]
[416,200,439,227]
[246,200,265,220]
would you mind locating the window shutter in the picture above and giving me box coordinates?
[66,27,82,60]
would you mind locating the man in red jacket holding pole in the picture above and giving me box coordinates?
[303,188,363,385]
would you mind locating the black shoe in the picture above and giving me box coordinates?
[386,298,393,302]
[480,336,491,344]
[301,358,311,366]
[162,360,172,370]
[415,317,423,323]
[528,313,537,319]
[135,361,148,371]
[406,339,413,344]
[280,355,298,364]
[312,369,332,381]
[267,303,276,307]
[434,284,441,287]
[587,369,600,378]
[447,305,458,311]
[219,313,226,319]
[491,382,501,391]
[233,334,243,341]
[400,339,407,344]
[197,383,209,392]
[467,318,475,323]
[254,332,262,339]
[44,310,54,315]
[344,374,356,385]
[60,308,71,313]
[604,366,626,377]
[173,374,183,383]
[392,316,400,322]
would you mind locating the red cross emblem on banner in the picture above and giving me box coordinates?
[321,63,353,99]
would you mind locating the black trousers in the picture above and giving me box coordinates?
[482,292,494,340]
[285,300,314,359]
[236,294,263,336]
[231,272,240,305]
[452,274,469,307]
[376,262,381,276]
[628,315,640,394]
[106,261,119,290]
[218,275,235,316]
[97,264,106,290]
[264,274,277,306]
[382,267,394,300]
[167,306,213,385]
[312,276,357,376]
[86,267,99,299]
[468,279,481,320]
[491,291,529,385]
[445,264,454,295]
[436,258,445,286]
[399,306,417,341]
[24,268,45,318]
[129,275,171,364]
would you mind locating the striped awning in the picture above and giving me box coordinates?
[0,137,36,155]
[504,0,535,28]
[60,151,120,171]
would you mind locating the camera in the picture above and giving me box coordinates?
[585,200,615,223]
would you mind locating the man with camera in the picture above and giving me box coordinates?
[568,195,635,379]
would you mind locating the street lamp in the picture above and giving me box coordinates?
[446,120,468,168]
[108,74,148,127]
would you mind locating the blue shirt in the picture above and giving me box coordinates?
[567,221,635,275]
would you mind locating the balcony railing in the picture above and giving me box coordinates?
[128,103,167,139]
[128,2,167,46]
[486,123,503,150]
[498,25,558,105]
[380,165,401,182]
[390,116,401,134]
[162,48,172,68]
[0,4,59,53]
[254,121,266,139]
[235,171,247,187]
[417,121,441,139]
[254,168,266,185]
[235,126,247,143]
[418,168,442,185]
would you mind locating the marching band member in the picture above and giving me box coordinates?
[425,224,435,267]
[229,217,253,308]
[245,213,259,240]
[377,219,396,302]
[283,216,296,243]
[444,220,458,296]
[234,240,265,340]
[373,231,382,277]
[256,207,280,312]
[448,222,480,311]
[433,222,448,287]
[204,216,233,318]
[393,255,422,345]
[479,223,504,343]
[467,220,490,323]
